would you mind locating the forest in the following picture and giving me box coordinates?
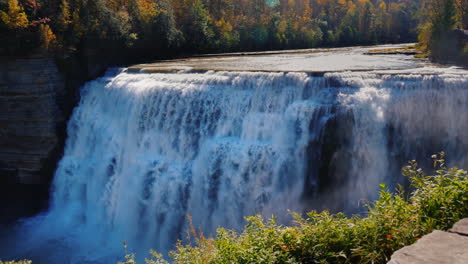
[1,2,468,264]
[1,0,466,61]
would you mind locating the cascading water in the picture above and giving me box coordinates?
[5,68,468,263]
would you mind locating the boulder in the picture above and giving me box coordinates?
[449,218,468,236]
[388,220,468,264]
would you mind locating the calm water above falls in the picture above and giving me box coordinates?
[131,44,423,72]
[3,47,468,263]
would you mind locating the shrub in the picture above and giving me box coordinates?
[0,261,32,264]
[123,152,467,264]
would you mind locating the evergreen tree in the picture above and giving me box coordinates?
[428,0,457,58]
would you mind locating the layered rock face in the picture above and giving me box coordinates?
[0,56,65,221]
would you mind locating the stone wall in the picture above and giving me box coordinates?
[0,55,66,222]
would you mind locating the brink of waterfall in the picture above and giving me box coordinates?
[3,46,468,264]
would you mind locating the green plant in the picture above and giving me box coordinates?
[0,261,32,264]
[121,153,468,264]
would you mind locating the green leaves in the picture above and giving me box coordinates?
[0,260,32,264]
[121,156,468,264]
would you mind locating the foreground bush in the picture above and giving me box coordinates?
[0,261,31,264]
[122,153,468,264]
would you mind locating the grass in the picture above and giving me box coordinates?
[366,45,421,55]
[121,152,468,264]
[414,53,428,59]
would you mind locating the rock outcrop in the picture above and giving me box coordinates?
[388,219,468,264]
[449,218,468,235]
[0,49,121,223]
[0,55,66,222]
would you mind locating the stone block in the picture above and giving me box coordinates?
[449,218,468,236]
[388,230,468,264]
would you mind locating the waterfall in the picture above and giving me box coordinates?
[7,68,468,263]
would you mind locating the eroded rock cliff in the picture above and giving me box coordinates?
[0,55,66,222]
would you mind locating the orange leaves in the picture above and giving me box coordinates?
[137,0,160,24]
[280,245,297,251]
[215,18,233,33]
[317,0,331,6]
[338,0,347,5]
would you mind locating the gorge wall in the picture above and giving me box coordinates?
[0,56,65,184]
[0,52,114,223]
[0,45,161,223]
[0,56,66,222]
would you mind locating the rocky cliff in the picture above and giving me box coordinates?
[0,48,126,223]
[0,55,66,222]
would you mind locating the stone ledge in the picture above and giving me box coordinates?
[449,218,468,236]
[0,56,65,186]
[388,219,468,264]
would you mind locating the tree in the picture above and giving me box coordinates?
[39,24,56,50]
[56,0,71,32]
[136,0,159,25]
[455,0,468,28]
[150,0,183,51]
[0,0,29,30]
[358,0,374,43]
[178,0,214,52]
[0,0,427,58]
[429,0,457,57]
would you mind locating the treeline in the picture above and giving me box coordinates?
[418,0,468,64]
[1,0,423,59]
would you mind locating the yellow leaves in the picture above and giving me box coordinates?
[57,0,71,32]
[215,18,232,33]
[39,24,56,50]
[0,261,32,264]
[71,8,85,40]
[278,19,287,33]
[137,0,160,24]
[302,4,312,19]
[379,2,387,11]
[0,0,29,30]
[346,0,357,12]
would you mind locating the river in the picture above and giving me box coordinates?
[2,44,468,263]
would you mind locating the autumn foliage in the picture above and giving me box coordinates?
[0,1,466,61]
[0,0,29,30]
[0,0,426,57]
[418,0,468,64]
